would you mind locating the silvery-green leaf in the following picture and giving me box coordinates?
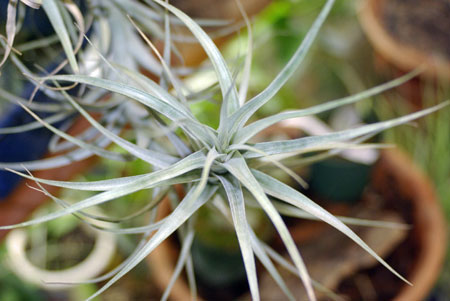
[233,70,422,144]
[252,169,411,284]
[246,101,449,158]
[227,144,308,188]
[152,0,237,107]
[127,15,188,107]
[59,0,77,45]
[227,0,335,137]
[217,175,259,301]
[116,65,192,117]
[236,0,253,107]
[35,179,171,225]
[17,103,130,162]
[0,151,206,230]
[42,0,79,73]
[0,0,18,69]
[161,229,195,301]
[20,0,41,9]
[0,112,70,134]
[90,219,165,235]
[212,193,294,300]
[262,243,344,301]
[161,5,172,91]
[7,168,200,193]
[152,0,240,137]
[0,87,67,112]
[45,74,216,146]
[0,134,112,170]
[248,228,295,301]
[27,179,123,227]
[55,85,180,168]
[48,125,101,153]
[86,185,217,301]
[16,35,59,52]
[185,253,197,301]
[273,200,409,230]
[223,155,316,301]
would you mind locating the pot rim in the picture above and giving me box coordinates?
[358,0,450,79]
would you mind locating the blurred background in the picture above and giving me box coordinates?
[0,0,448,300]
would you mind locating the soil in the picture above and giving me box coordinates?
[26,227,96,270]
[382,0,450,60]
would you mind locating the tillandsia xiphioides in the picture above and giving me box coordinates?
[0,0,448,300]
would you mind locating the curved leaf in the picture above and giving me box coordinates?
[252,169,411,284]
[42,0,79,73]
[227,0,335,138]
[246,101,449,158]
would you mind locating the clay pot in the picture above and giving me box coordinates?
[358,0,450,80]
[370,149,447,301]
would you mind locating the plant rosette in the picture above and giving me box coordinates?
[148,121,447,300]
[0,1,448,301]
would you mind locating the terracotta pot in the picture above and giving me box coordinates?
[147,147,447,300]
[371,149,447,301]
[358,0,450,80]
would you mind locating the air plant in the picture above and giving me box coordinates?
[0,0,448,300]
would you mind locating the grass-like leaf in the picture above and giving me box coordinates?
[252,169,411,284]
[55,81,181,168]
[0,134,112,170]
[161,228,195,301]
[227,0,335,139]
[152,0,240,117]
[0,112,70,134]
[249,228,295,301]
[20,0,41,9]
[272,200,410,230]
[218,175,259,301]
[223,154,316,301]
[6,168,200,192]
[86,184,217,301]
[42,0,79,73]
[233,70,422,144]
[17,103,130,162]
[0,0,18,69]
[45,74,217,147]
[0,151,206,230]
[246,101,449,158]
